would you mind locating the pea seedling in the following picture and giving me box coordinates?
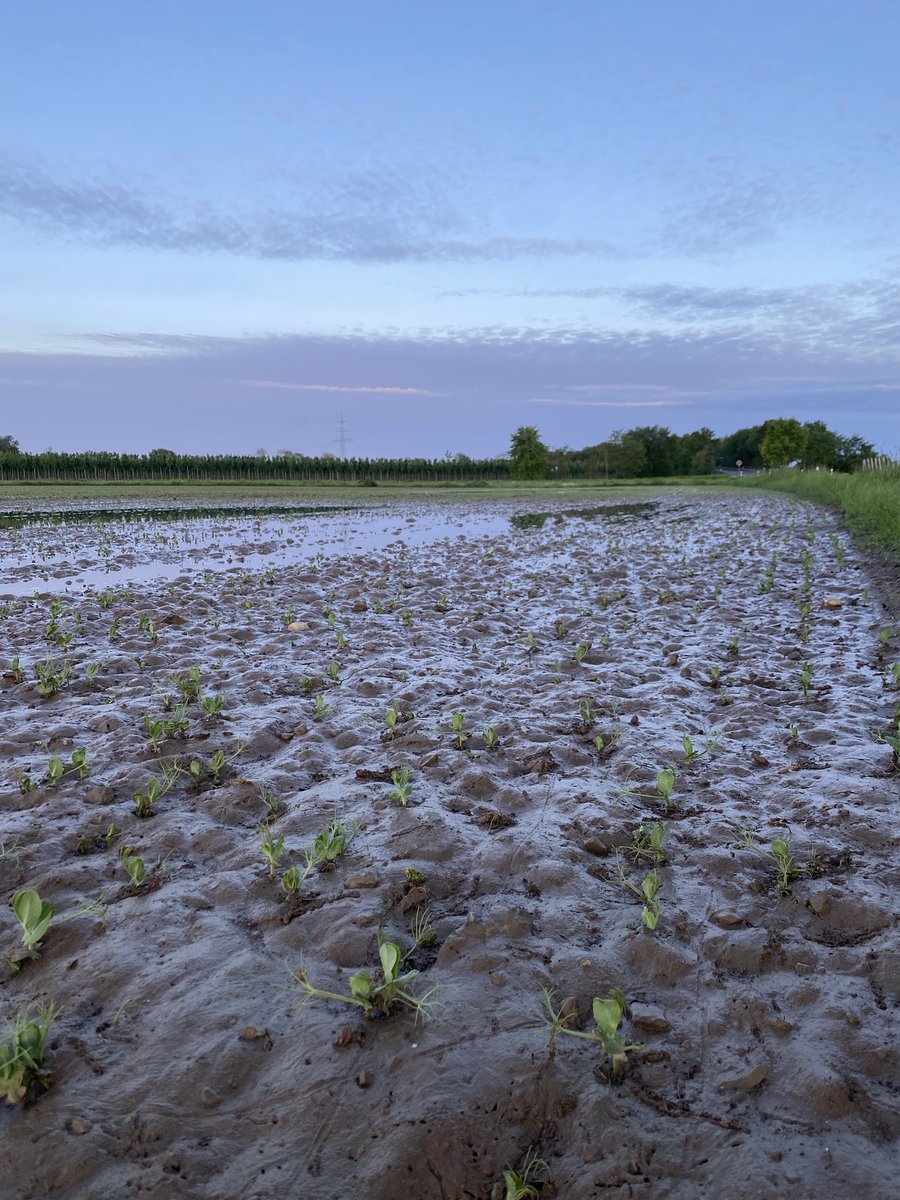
[0,1001,61,1105]
[292,929,437,1022]
[540,988,641,1078]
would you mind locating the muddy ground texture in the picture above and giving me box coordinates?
[0,489,897,1200]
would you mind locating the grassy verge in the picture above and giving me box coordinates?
[740,468,900,606]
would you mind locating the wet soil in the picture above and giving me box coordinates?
[0,489,897,1200]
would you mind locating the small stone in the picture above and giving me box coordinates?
[770,1018,794,1034]
[794,961,814,976]
[630,1003,671,1033]
[822,597,843,610]
[666,653,679,667]
[399,885,428,914]
[67,1118,91,1135]
[710,911,743,928]
[582,838,607,857]
[239,1026,272,1049]
[720,1063,768,1091]
[345,872,380,889]
[356,1071,373,1088]
[200,1087,221,1109]
[630,714,640,726]
[352,599,367,612]
[85,786,115,806]
[808,892,829,916]
[490,972,508,987]
[286,621,310,632]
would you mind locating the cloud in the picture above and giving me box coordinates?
[0,155,622,263]
[527,397,693,408]
[237,379,445,396]
[1,322,898,456]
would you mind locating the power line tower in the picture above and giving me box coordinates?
[334,413,352,459]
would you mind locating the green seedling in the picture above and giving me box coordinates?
[554,619,568,639]
[593,730,621,758]
[46,758,65,788]
[311,693,330,721]
[0,1001,61,1105]
[405,867,425,888]
[524,631,537,653]
[144,716,168,753]
[257,782,281,815]
[681,729,721,765]
[11,888,103,952]
[173,666,203,702]
[621,767,677,813]
[502,1148,551,1200]
[734,827,805,895]
[385,707,399,737]
[108,617,120,641]
[611,855,663,930]
[15,771,35,794]
[281,865,302,896]
[118,848,147,887]
[409,905,437,948]
[4,657,23,682]
[85,661,103,682]
[200,693,226,718]
[259,824,286,878]
[137,613,157,641]
[578,697,596,727]
[68,748,88,780]
[292,929,437,1022]
[306,819,354,873]
[33,659,72,697]
[132,765,179,818]
[540,987,641,1078]
[575,641,592,664]
[326,661,340,682]
[209,750,227,782]
[436,593,450,612]
[391,766,412,806]
[450,711,468,748]
[630,820,665,865]
[482,724,500,750]
[800,661,812,702]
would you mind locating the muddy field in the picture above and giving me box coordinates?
[0,488,897,1200]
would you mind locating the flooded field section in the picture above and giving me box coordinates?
[0,490,897,1199]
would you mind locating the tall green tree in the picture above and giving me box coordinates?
[800,421,838,468]
[0,434,19,453]
[760,418,807,467]
[509,426,549,479]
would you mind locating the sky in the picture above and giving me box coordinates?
[1,0,899,459]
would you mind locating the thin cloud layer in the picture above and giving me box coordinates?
[0,156,622,264]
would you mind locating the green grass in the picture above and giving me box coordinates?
[739,468,900,605]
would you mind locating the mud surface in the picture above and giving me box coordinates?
[0,489,897,1200]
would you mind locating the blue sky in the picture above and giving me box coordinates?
[1,0,899,457]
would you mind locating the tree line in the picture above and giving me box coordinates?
[509,419,875,479]
[0,418,875,484]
